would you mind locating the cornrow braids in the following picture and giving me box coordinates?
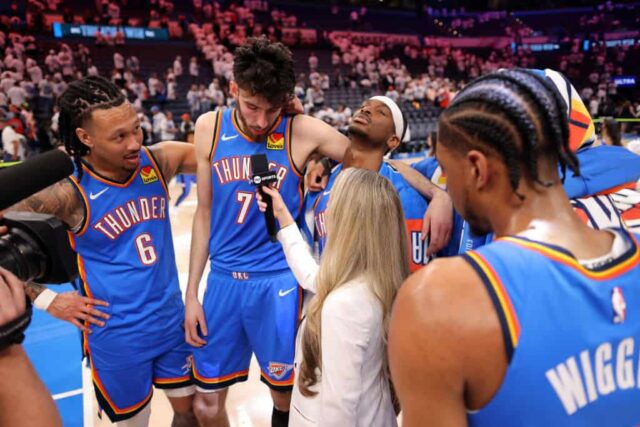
[57,76,126,179]
[439,69,580,199]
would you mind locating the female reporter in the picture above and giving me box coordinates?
[257,168,408,426]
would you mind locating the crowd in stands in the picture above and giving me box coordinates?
[2,0,639,162]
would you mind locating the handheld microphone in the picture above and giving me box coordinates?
[0,150,74,211]
[250,154,278,243]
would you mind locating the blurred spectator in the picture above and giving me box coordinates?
[173,55,183,77]
[150,105,167,143]
[308,51,318,71]
[126,55,140,73]
[186,84,200,117]
[189,57,199,83]
[2,121,25,161]
[7,81,27,107]
[179,113,195,142]
[113,52,125,72]
[160,111,177,140]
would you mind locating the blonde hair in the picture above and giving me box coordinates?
[298,167,410,396]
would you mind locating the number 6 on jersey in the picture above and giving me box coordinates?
[135,233,158,265]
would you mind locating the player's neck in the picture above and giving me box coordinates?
[84,155,134,183]
[491,185,610,256]
[343,138,385,171]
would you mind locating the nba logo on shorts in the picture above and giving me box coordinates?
[612,287,626,324]
[268,362,293,380]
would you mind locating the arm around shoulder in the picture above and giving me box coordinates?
[291,114,349,166]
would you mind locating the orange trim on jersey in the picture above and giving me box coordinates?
[260,370,294,386]
[73,252,95,356]
[286,117,303,178]
[596,181,637,196]
[142,146,169,196]
[191,364,249,384]
[67,231,76,251]
[208,112,223,163]
[466,251,521,348]
[68,175,90,236]
[500,235,640,281]
[88,352,153,415]
[231,109,283,142]
[81,163,139,188]
[154,375,191,385]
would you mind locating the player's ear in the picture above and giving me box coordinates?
[467,150,489,190]
[386,135,401,152]
[76,127,93,149]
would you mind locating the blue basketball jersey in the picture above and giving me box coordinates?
[463,230,640,426]
[306,162,429,272]
[68,147,184,369]
[208,109,303,273]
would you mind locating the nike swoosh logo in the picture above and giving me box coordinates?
[89,188,109,200]
[221,134,238,141]
[323,190,331,196]
[278,287,297,297]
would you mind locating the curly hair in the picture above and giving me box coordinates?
[233,36,295,107]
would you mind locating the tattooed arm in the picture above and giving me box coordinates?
[7,180,109,330]
[8,178,85,230]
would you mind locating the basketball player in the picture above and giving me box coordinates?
[389,69,640,426]
[304,95,437,272]
[10,76,198,426]
[185,37,452,427]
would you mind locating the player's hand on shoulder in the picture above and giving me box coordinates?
[423,190,453,256]
[283,97,304,115]
[304,158,328,192]
[184,295,207,347]
[48,291,109,333]
[256,185,294,228]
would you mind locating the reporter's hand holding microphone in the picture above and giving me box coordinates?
[256,185,294,229]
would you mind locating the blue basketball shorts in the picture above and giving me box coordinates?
[89,338,193,422]
[191,268,301,391]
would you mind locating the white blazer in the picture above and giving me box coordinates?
[277,224,397,427]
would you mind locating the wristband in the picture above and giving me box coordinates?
[34,288,57,311]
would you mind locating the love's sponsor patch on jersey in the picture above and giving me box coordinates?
[141,166,159,184]
[267,133,284,150]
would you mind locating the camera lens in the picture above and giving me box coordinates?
[0,229,48,282]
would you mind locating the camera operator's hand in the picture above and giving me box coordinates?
[47,292,110,333]
[0,269,62,427]
[0,268,26,326]
[256,185,295,229]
